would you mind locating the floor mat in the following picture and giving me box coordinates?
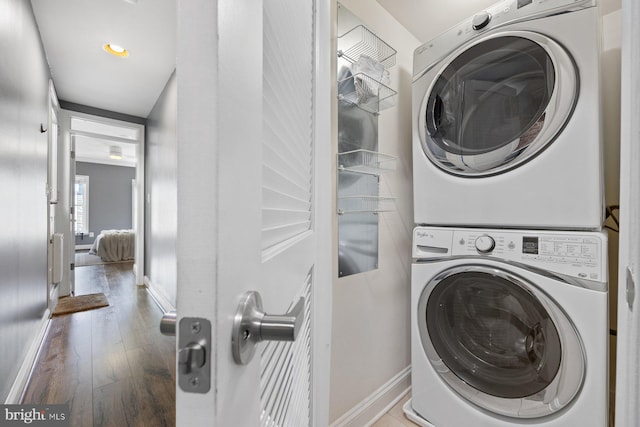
[52,293,109,316]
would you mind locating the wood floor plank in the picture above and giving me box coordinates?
[93,379,137,427]
[23,311,94,427]
[126,343,176,426]
[23,262,176,427]
[92,340,130,389]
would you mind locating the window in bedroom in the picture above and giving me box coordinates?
[74,175,89,235]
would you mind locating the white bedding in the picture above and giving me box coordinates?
[89,229,135,262]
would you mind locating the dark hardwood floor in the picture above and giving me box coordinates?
[22,263,176,427]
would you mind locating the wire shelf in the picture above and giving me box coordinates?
[337,25,397,68]
[338,149,397,175]
[337,73,397,113]
[337,196,396,215]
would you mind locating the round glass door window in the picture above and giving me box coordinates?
[427,271,561,397]
[420,34,577,176]
[418,266,585,418]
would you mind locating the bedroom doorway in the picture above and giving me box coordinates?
[64,111,146,287]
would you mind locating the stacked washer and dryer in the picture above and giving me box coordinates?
[406,0,609,426]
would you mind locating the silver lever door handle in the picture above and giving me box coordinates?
[160,311,177,336]
[260,297,304,341]
[232,291,305,365]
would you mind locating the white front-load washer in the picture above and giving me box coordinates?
[407,226,608,426]
[412,0,604,229]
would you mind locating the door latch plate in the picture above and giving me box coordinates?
[178,317,211,393]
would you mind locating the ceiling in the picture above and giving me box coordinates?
[75,136,137,168]
[30,0,176,119]
[30,0,174,166]
[376,0,497,43]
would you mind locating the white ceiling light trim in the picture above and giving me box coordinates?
[103,43,130,57]
[109,145,123,159]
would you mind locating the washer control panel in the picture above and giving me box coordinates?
[413,227,607,282]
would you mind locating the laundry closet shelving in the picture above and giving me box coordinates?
[336,3,397,277]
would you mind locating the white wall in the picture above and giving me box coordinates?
[0,0,50,402]
[330,1,420,423]
[145,71,178,309]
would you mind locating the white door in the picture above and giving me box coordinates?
[616,0,640,424]
[175,0,331,426]
[68,136,76,295]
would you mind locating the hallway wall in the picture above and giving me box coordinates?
[144,71,178,308]
[0,0,51,402]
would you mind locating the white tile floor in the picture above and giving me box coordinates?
[372,394,421,427]
[376,392,615,426]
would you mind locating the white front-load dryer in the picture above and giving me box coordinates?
[408,227,608,426]
[412,0,604,229]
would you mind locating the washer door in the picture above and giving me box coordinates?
[418,32,577,176]
[418,265,585,418]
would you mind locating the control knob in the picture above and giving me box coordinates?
[475,235,495,253]
[472,12,492,30]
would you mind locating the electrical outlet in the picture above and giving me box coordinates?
[89,232,94,238]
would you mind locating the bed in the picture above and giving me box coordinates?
[89,229,135,262]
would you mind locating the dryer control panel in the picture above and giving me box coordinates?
[413,0,597,78]
[413,227,607,283]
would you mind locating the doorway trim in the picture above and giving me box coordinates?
[65,110,146,286]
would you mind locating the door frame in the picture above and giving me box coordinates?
[615,0,640,423]
[59,109,146,290]
[46,80,60,309]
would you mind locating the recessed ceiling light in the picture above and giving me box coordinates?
[103,43,129,58]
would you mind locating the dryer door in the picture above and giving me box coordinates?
[417,265,585,418]
[418,32,577,176]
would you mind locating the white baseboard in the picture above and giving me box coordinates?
[75,244,92,250]
[330,366,411,427]
[5,309,51,404]
[144,276,176,313]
